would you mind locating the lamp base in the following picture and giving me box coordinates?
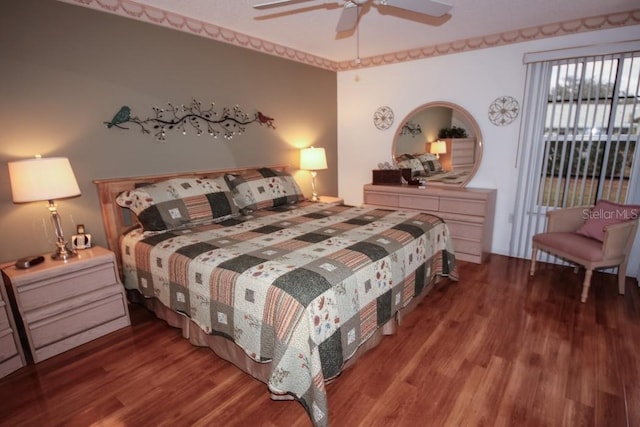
[48,200,77,261]
[52,245,77,261]
[309,171,320,202]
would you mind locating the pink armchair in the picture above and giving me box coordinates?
[530,204,639,303]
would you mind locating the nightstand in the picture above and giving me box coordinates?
[0,277,25,377]
[317,196,344,204]
[1,246,130,363]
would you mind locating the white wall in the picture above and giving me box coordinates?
[337,26,640,266]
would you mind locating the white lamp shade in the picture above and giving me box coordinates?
[430,140,447,155]
[300,146,328,171]
[8,157,81,203]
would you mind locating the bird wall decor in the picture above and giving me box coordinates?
[104,99,275,141]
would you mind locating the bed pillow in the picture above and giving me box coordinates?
[224,168,305,213]
[414,152,443,174]
[576,199,640,241]
[115,176,239,231]
[395,154,427,178]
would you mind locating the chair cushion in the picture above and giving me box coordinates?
[533,232,603,261]
[576,199,640,241]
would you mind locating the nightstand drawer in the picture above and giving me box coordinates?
[2,246,130,364]
[365,192,399,207]
[0,330,19,361]
[15,263,118,311]
[0,302,9,331]
[29,292,127,350]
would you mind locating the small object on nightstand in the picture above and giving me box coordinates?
[14,255,45,270]
[71,224,92,250]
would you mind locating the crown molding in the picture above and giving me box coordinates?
[337,9,640,70]
[58,1,640,72]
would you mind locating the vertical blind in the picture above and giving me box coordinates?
[510,50,640,260]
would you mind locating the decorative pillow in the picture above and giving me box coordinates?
[224,168,305,213]
[116,176,239,231]
[414,152,443,173]
[395,154,427,178]
[576,199,640,241]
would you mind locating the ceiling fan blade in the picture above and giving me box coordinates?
[378,0,452,17]
[253,0,316,9]
[336,2,360,32]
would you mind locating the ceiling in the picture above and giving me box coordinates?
[65,0,639,68]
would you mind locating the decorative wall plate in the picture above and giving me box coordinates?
[373,106,394,130]
[488,96,519,126]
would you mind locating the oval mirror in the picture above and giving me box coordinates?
[392,101,483,187]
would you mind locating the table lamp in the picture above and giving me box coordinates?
[430,140,447,159]
[8,156,81,261]
[300,146,328,202]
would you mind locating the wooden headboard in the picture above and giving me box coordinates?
[93,165,290,276]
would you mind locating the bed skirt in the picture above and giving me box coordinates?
[127,277,438,398]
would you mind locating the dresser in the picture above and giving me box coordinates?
[363,184,496,263]
[0,276,25,378]
[434,138,477,172]
[1,246,130,363]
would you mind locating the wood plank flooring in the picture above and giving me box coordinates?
[0,254,639,426]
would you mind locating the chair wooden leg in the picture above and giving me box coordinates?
[581,269,593,303]
[618,261,628,295]
[530,246,538,276]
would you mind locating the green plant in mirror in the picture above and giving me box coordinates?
[438,126,468,138]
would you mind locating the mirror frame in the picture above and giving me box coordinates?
[392,101,483,187]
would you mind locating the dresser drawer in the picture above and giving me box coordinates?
[452,153,476,167]
[399,195,439,211]
[365,192,399,207]
[439,198,486,216]
[16,263,118,312]
[362,184,496,264]
[29,291,127,350]
[446,221,483,241]
[451,238,482,256]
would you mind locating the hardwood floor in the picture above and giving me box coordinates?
[0,254,639,427]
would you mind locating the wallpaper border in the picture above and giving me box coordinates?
[58,0,640,72]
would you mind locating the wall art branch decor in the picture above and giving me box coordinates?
[400,121,422,137]
[104,100,275,141]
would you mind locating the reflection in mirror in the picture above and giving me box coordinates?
[392,101,483,187]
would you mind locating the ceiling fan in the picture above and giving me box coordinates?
[253,0,453,33]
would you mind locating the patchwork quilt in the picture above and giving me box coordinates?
[120,201,457,426]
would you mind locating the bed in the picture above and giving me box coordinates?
[395,152,470,185]
[94,165,458,427]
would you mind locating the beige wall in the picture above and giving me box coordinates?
[0,0,337,262]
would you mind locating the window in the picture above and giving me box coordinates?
[509,44,640,260]
[537,53,640,208]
